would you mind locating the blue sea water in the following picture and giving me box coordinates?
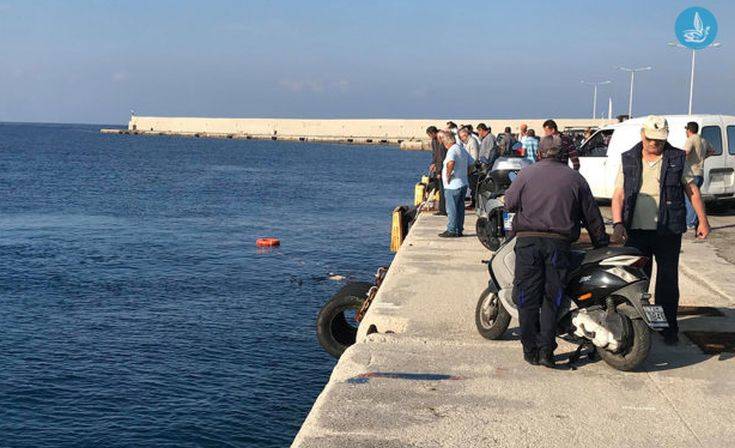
[0,123,427,447]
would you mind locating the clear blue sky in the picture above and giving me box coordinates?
[1,0,733,124]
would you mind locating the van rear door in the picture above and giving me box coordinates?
[701,121,734,197]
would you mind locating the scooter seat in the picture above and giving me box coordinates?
[579,246,643,266]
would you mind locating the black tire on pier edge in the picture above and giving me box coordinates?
[596,303,651,372]
[476,217,501,252]
[316,282,372,358]
[475,287,512,340]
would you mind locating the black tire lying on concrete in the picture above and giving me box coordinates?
[317,282,372,358]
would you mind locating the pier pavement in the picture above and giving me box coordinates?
[293,212,735,448]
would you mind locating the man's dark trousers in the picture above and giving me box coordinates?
[626,230,682,336]
[513,236,571,356]
[438,180,446,214]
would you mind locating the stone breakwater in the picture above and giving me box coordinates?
[100,116,615,150]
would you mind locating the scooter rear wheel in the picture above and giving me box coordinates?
[475,288,512,340]
[596,304,651,371]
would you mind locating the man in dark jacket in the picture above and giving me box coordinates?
[610,116,710,345]
[427,126,447,215]
[504,135,608,367]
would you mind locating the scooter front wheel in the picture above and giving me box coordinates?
[475,287,511,340]
[596,304,651,371]
[476,217,501,251]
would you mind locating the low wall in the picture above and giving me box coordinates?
[121,116,616,149]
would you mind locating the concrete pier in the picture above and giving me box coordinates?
[100,117,615,150]
[293,211,735,447]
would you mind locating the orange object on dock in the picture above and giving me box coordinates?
[256,238,280,247]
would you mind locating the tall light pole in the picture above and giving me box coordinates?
[615,66,651,119]
[668,41,722,115]
[580,80,611,119]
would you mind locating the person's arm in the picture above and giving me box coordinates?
[683,163,711,238]
[579,180,609,247]
[610,165,627,243]
[685,182,710,238]
[445,160,455,182]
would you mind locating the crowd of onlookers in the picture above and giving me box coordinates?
[426,119,581,237]
[425,115,715,364]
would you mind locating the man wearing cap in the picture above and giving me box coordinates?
[504,135,609,367]
[611,116,710,345]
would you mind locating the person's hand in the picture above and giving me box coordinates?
[697,220,711,239]
[429,163,436,173]
[611,223,628,245]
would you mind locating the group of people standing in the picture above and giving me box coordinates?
[428,116,713,367]
[427,119,578,238]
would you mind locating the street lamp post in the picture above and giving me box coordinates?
[615,66,651,119]
[580,80,611,119]
[668,41,722,115]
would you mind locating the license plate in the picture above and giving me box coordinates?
[643,305,669,328]
[503,212,514,231]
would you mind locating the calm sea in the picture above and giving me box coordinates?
[0,123,427,447]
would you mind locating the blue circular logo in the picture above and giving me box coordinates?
[675,7,718,50]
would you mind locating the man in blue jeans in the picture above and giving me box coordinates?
[438,130,469,238]
[683,122,711,230]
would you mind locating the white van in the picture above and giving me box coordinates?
[578,115,735,201]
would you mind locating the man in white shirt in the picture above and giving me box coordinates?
[439,131,469,237]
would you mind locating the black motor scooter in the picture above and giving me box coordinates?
[475,237,668,371]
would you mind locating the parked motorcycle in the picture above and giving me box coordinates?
[475,157,531,251]
[475,237,668,371]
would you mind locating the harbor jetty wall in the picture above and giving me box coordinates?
[101,116,616,150]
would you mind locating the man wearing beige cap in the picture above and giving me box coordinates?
[611,115,710,345]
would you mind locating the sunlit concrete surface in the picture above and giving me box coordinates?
[293,211,735,448]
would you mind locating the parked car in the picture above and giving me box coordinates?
[577,115,735,201]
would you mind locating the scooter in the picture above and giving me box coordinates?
[475,237,668,371]
[475,157,532,251]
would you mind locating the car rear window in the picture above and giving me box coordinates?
[702,126,723,156]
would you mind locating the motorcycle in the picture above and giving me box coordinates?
[475,157,532,251]
[475,237,668,371]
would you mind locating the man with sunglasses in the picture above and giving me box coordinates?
[610,116,710,345]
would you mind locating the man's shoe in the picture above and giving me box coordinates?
[438,231,459,238]
[457,232,464,237]
[523,351,539,366]
[434,212,448,216]
[538,351,556,368]
[663,333,680,346]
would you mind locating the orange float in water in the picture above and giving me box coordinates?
[256,238,280,247]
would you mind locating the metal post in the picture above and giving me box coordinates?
[592,85,597,119]
[688,49,696,115]
[628,71,635,119]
